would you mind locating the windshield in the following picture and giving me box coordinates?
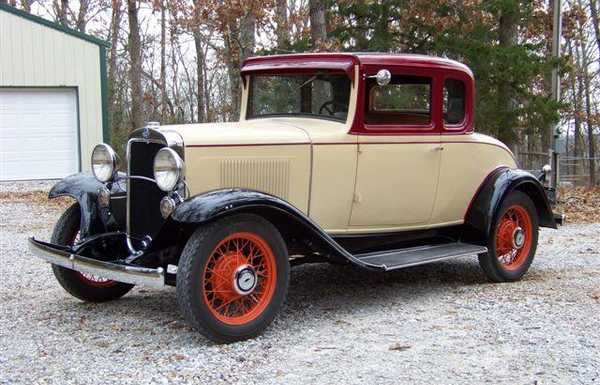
[247,73,351,121]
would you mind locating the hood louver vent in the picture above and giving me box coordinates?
[220,159,291,199]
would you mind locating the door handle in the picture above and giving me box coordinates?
[433,145,444,151]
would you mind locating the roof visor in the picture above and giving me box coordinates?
[241,54,357,80]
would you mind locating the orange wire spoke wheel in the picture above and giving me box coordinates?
[75,272,118,288]
[203,232,277,325]
[495,205,533,270]
[70,230,117,288]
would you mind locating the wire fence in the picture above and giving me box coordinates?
[517,151,600,186]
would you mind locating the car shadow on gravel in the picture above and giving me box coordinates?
[41,257,523,344]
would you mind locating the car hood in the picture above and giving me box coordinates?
[161,118,313,147]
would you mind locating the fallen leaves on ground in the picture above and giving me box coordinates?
[0,190,73,208]
[556,187,600,224]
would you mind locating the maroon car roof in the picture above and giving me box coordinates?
[241,53,472,77]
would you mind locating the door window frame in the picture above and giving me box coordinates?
[442,70,474,134]
[350,65,443,135]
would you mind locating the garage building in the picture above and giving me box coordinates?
[0,4,109,181]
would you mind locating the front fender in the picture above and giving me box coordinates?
[465,168,557,243]
[171,189,379,270]
[49,173,120,238]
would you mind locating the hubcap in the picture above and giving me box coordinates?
[234,265,257,295]
[512,227,525,249]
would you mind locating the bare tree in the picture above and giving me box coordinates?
[53,0,69,26]
[107,0,122,136]
[309,0,327,49]
[589,0,600,54]
[275,0,290,49]
[127,0,143,130]
[75,0,89,32]
[159,0,167,121]
[496,5,519,151]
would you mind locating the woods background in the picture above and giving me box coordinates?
[2,0,599,185]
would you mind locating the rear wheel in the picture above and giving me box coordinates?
[176,214,290,343]
[51,203,134,302]
[478,191,539,282]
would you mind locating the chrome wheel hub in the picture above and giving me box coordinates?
[233,265,257,295]
[512,227,525,249]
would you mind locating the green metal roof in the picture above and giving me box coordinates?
[0,3,110,48]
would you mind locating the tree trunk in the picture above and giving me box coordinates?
[160,0,167,122]
[192,29,206,123]
[567,39,584,178]
[576,0,597,185]
[496,5,519,151]
[589,0,600,55]
[275,0,290,49]
[224,7,255,121]
[107,0,122,143]
[309,0,327,49]
[54,0,69,26]
[75,0,89,32]
[578,45,597,185]
[127,0,144,130]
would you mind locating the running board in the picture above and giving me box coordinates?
[354,242,488,271]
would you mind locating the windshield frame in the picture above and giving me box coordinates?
[244,71,353,124]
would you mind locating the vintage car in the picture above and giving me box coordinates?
[29,53,562,343]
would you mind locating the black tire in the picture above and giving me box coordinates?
[478,191,539,282]
[176,214,290,343]
[51,203,134,302]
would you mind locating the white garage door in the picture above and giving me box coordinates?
[0,88,79,181]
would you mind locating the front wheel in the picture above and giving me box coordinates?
[176,214,290,343]
[478,191,539,282]
[51,203,134,302]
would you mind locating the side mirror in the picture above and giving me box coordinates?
[370,69,391,86]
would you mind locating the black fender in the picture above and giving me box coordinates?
[170,189,380,270]
[49,173,123,238]
[464,167,557,244]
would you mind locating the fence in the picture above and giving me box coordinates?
[517,151,600,186]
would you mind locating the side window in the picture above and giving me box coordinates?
[365,75,431,126]
[443,78,465,125]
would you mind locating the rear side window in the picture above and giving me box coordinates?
[365,75,431,126]
[443,78,466,125]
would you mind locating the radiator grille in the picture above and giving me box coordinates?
[220,158,290,199]
[128,141,166,239]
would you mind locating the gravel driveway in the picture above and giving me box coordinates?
[1,182,599,385]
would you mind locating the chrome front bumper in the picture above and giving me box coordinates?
[28,237,165,288]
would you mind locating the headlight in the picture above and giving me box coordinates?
[91,144,118,182]
[153,147,184,192]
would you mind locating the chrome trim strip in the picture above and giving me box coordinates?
[120,175,157,183]
[382,249,487,271]
[28,237,165,288]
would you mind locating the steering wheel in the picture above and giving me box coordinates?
[318,100,346,116]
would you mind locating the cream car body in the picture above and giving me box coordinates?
[29,53,560,343]
[168,59,516,234]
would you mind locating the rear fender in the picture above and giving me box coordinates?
[464,168,557,244]
[49,173,122,238]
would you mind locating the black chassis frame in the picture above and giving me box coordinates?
[41,164,558,285]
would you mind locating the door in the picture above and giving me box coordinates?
[0,88,79,181]
[349,69,441,229]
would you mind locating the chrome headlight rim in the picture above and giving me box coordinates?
[153,147,184,192]
[91,143,118,183]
